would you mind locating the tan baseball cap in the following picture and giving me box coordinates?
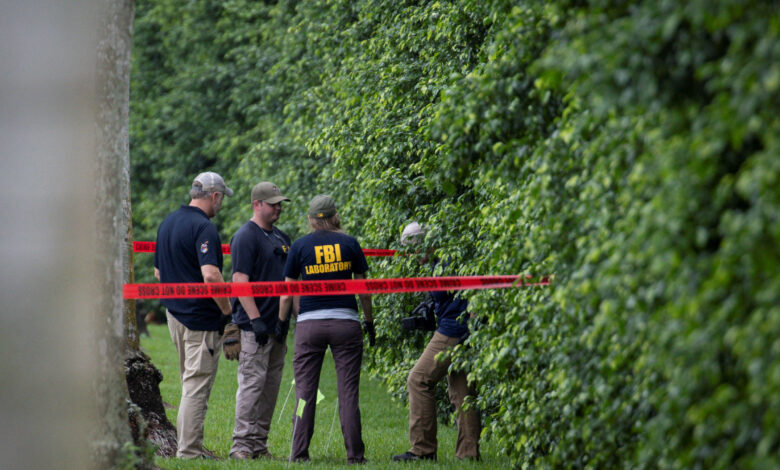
[193,171,234,197]
[251,181,290,204]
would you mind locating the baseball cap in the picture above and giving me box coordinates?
[193,171,234,197]
[251,182,290,204]
[401,221,426,245]
[308,195,337,219]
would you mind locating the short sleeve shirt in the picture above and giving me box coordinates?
[154,205,224,330]
[283,230,368,314]
[230,221,291,330]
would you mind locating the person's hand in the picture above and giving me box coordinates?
[273,318,290,343]
[363,321,376,347]
[250,318,269,346]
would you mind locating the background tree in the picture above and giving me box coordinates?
[96,0,165,467]
[131,0,780,467]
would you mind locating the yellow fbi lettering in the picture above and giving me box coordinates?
[315,243,342,264]
[305,261,352,275]
[307,243,350,275]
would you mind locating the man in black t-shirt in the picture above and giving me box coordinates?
[228,182,291,460]
[154,171,233,459]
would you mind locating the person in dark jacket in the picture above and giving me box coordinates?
[391,222,480,462]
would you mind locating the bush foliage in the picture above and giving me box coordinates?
[131,1,779,467]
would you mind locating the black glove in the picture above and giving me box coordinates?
[250,317,269,346]
[273,318,290,343]
[218,314,231,336]
[363,321,376,347]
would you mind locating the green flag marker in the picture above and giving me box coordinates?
[317,389,325,404]
[296,398,306,418]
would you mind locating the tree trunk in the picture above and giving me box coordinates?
[94,0,154,467]
[101,0,179,458]
[124,215,177,457]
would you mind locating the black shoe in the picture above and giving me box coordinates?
[391,451,436,462]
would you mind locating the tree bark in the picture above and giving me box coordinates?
[94,0,147,467]
[100,0,179,458]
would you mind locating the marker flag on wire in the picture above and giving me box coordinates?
[296,398,306,418]
[277,379,295,425]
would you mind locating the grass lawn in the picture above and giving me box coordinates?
[141,323,509,469]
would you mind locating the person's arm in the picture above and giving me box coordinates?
[201,264,232,315]
[278,276,296,322]
[292,295,300,318]
[353,272,373,323]
[233,272,261,320]
[154,267,160,281]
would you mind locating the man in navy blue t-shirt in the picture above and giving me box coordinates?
[228,181,292,460]
[154,171,233,459]
[391,222,480,462]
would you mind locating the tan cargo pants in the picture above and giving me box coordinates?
[230,329,286,456]
[407,331,480,459]
[166,311,223,459]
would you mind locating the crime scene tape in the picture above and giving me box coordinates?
[123,275,551,299]
[132,241,396,257]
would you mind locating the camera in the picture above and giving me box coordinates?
[401,296,436,331]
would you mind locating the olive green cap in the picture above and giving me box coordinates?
[308,194,337,218]
[251,181,290,204]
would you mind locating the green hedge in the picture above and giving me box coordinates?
[131,0,780,467]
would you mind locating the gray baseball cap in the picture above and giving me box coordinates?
[251,181,290,204]
[193,171,233,197]
[308,195,337,219]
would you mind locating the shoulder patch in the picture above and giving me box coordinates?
[200,241,209,254]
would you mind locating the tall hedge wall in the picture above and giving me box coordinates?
[130,0,780,467]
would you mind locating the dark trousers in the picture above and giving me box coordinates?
[291,319,365,462]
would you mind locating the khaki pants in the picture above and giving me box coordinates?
[407,332,480,459]
[166,311,222,458]
[231,329,287,456]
